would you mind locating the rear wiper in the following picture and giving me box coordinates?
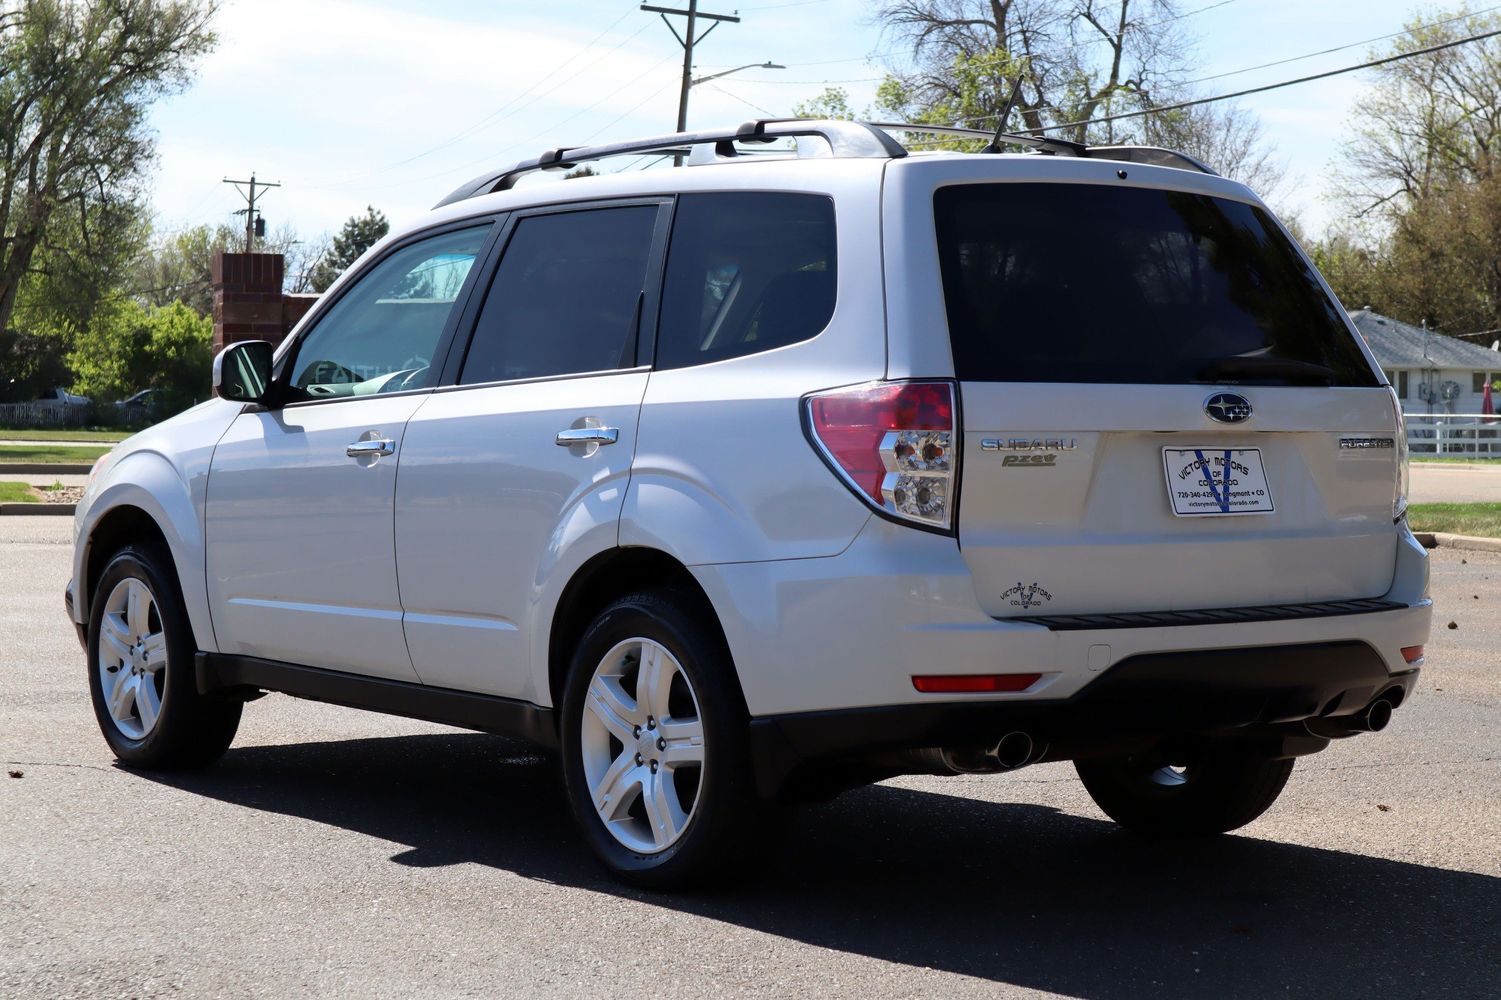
[1196,356,1336,386]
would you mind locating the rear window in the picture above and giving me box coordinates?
[933,183,1378,386]
[655,193,836,369]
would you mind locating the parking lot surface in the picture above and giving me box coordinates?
[2,516,1497,999]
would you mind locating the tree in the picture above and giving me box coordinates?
[864,1,1281,188]
[309,206,389,292]
[1335,6,1501,218]
[132,224,237,315]
[0,0,217,337]
[68,298,211,410]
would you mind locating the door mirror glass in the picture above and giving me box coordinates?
[214,340,273,403]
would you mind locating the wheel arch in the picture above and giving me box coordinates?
[545,547,736,714]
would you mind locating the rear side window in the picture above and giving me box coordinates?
[460,206,659,384]
[655,193,836,369]
[933,184,1378,386]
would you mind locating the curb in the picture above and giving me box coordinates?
[0,503,74,516]
[1413,531,1501,553]
[0,463,93,475]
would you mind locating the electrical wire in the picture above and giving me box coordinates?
[1015,24,1501,135]
[1180,3,1501,87]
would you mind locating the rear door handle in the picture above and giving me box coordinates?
[555,427,619,447]
[347,438,395,458]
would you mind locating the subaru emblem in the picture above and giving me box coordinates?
[1204,392,1252,424]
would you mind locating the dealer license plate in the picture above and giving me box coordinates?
[1162,448,1275,517]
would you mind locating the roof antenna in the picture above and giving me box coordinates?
[983,76,1026,154]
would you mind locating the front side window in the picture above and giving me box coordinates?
[289,226,488,399]
[459,206,660,384]
[655,193,837,370]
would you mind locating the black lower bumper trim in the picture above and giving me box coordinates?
[1012,597,1406,630]
[196,652,558,749]
[749,641,1417,797]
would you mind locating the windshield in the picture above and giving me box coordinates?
[933,183,1378,386]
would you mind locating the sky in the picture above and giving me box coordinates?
[146,0,1451,247]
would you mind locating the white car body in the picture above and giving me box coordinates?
[68,128,1431,802]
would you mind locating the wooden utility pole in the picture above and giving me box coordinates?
[222,173,282,253]
[641,2,741,164]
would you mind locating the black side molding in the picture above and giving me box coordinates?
[196,652,558,750]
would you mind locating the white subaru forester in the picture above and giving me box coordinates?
[67,120,1431,887]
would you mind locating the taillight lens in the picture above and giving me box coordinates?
[1389,386,1409,521]
[805,381,957,530]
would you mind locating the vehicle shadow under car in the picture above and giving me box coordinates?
[136,731,1500,1000]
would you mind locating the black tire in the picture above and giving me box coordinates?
[560,589,761,889]
[86,544,241,768]
[1075,748,1294,836]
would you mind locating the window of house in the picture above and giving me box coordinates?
[1474,371,1492,394]
[459,207,659,384]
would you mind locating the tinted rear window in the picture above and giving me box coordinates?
[655,193,836,369]
[933,184,1378,386]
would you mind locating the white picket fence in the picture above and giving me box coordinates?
[1405,413,1501,457]
[0,402,94,428]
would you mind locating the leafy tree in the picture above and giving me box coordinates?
[0,0,217,337]
[861,1,1281,189]
[133,224,238,315]
[69,299,211,411]
[309,206,389,291]
[1336,6,1501,218]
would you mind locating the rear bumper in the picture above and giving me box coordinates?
[750,642,1419,797]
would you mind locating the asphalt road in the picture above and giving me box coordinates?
[2,517,1497,1000]
[1411,462,1501,504]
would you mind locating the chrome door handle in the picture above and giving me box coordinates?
[346,438,395,458]
[555,427,620,447]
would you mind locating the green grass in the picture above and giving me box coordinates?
[1407,502,1501,538]
[1412,455,1501,463]
[0,428,130,442]
[0,444,111,465]
[0,481,38,503]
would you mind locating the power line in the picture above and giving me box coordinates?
[1008,24,1501,135]
[642,1,744,164]
[1181,3,1501,88]
[222,174,280,253]
[304,12,649,188]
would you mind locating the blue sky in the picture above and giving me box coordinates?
[147,0,1448,243]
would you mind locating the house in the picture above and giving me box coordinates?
[1348,309,1501,415]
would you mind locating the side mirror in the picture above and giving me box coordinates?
[213,340,274,403]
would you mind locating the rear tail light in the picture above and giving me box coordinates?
[1389,386,1409,521]
[804,381,957,531]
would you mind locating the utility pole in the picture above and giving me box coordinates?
[222,173,281,253]
[641,2,741,164]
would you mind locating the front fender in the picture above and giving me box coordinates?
[74,453,216,652]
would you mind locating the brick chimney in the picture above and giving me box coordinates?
[211,253,319,352]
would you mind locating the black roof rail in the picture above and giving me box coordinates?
[869,121,1087,157]
[432,117,1220,209]
[867,122,1217,175]
[433,118,907,208]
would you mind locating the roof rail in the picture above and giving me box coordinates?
[433,118,907,208]
[869,122,1217,175]
[432,116,1219,209]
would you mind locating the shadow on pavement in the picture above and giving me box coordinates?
[139,732,1501,1000]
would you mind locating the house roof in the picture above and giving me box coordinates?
[1349,309,1501,370]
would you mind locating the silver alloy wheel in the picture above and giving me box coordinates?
[97,577,168,741]
[580,637,705,854]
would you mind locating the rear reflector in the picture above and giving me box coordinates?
[912,673,1042,693]
[1401,645,1425,664]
